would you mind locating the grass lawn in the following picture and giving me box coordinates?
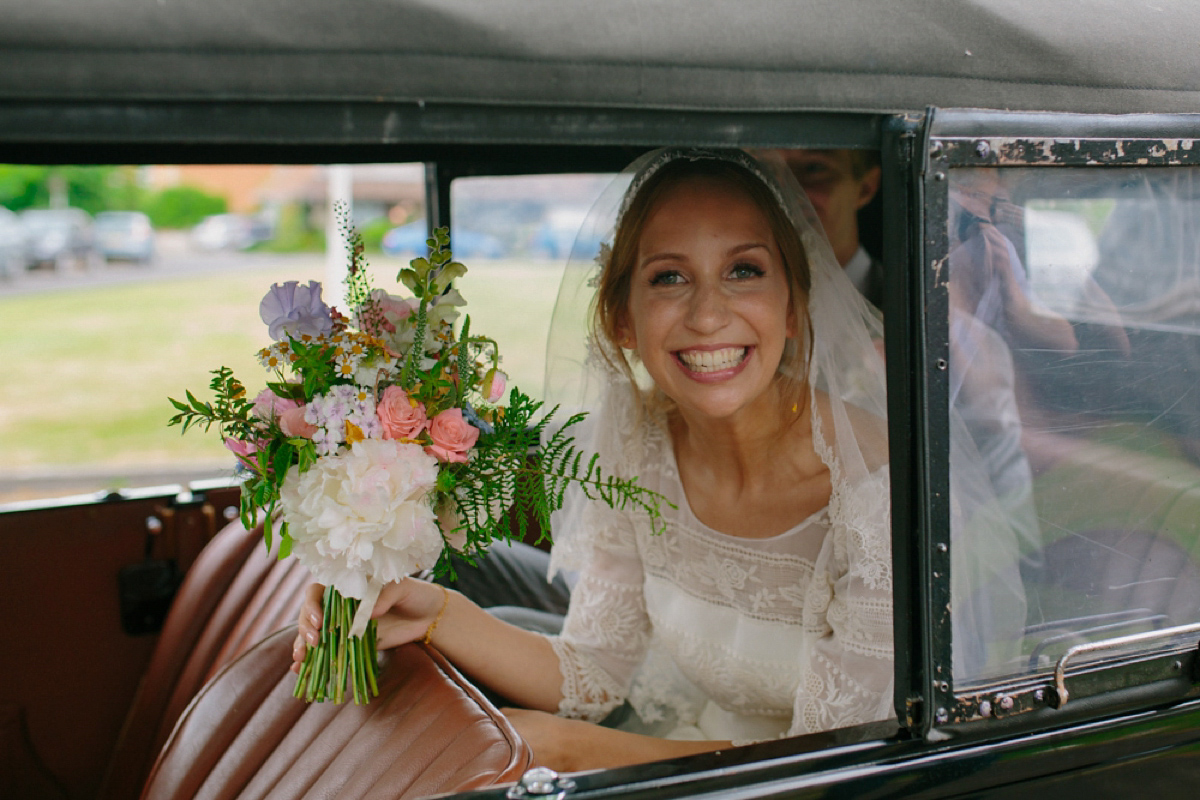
[0,256,563,497]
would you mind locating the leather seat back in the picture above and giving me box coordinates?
[141,626,533,800]
[101,520,309,800]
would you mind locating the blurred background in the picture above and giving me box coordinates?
[0,163,613,505]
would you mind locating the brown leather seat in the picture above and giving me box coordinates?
[101,520,311,800]
[141,626,533,800]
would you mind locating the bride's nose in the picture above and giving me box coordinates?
[684,281,730,333]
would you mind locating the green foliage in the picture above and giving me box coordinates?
[0,165,143,214]
[358,216,394,253]
[252,202,324,253]
[437,388,670,578]
[340,204,374,314]
[142,185,227,229]
[289,339,338,398]
[167,366,255,438]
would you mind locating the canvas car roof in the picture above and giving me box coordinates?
[2,0,1199,116]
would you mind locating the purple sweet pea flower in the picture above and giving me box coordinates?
[260,281,334,342]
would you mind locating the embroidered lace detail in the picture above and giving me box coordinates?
[642,516,821,625]
[549,383,895,740]
[551,637,627,722]
[790,650,892,735]
[644,617,798,718]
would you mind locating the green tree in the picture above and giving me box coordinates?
[141,186,227,229]
[0,165,135,213]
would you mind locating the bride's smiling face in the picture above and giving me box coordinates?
[619,176,796,422]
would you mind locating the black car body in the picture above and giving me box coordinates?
[2,2,1200,798]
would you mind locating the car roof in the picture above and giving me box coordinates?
[3,0,1200,116]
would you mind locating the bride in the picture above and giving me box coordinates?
[293,148,895,770]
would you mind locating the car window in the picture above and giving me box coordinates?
[947,166,1200,687]
[447,173,614,401]
[0,164,619,506]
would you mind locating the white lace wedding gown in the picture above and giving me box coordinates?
[547,403,895,745]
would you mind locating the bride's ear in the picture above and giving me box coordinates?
[615,315,636,350]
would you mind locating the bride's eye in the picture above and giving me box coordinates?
[649,269,684,286]
[730,262,766,280]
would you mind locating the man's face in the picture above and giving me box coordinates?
[782,149,880,266]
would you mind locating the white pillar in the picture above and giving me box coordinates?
[325,165,354,311]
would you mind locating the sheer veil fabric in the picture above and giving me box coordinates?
[541,148,897,742]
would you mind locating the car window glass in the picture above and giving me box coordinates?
[447,173,614,402]
[0,163,444,505]
[948,166,1200,686]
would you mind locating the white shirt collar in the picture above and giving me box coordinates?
[843,246,872,296]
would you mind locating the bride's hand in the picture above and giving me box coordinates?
[290,578,448,673]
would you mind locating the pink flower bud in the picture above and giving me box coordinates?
[482,368,507,403]
[279,405,318,439]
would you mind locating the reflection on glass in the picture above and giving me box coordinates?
[949,166,1200,687]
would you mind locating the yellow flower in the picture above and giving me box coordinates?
[344,420,365,444]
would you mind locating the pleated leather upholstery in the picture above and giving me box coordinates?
[141,627,533,800]
[102,520,310,800]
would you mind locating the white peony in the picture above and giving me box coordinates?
[280,439,443,608]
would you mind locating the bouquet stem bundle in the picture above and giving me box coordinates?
[293,585,379,704]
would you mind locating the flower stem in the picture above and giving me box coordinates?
[293,586,380,704]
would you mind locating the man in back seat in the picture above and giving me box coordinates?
[777,149,883,307]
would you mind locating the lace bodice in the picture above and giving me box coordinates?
[548,408,895,744]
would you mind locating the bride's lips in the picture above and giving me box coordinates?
[673,345,752,382]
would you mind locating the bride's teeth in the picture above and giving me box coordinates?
[680,347,746,373]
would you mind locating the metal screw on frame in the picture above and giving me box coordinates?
[508,768,577,800]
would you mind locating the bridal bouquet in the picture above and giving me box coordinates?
[170,222,664,704]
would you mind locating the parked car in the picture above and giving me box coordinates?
[382,219,506,259]
[19,207,95,270]
[529,208,606,260]
[0,206,29,277]
[190,212,272,251]
[3,2,1200,800]
[94,210,156,264]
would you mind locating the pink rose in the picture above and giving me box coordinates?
[252,388,300,422]
[482,368,507,403]
[377,386,428,440]
[425,408,479,463]
[373,290,418,333]
[279,405,318,439]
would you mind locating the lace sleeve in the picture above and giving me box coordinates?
[548,501,651,722]
[788,471,895,736]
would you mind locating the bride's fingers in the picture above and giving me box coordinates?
[297,582,326,645]
[373,613,429,650]
[290,634,306,673]
[372,578,413,617]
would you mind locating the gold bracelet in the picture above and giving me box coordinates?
[422,585,450,646]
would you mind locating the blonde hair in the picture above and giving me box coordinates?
[591,157,815,415]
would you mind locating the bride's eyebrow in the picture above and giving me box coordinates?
[638,252,686,270]
[727,242,770,256]
[637,241,770,271]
